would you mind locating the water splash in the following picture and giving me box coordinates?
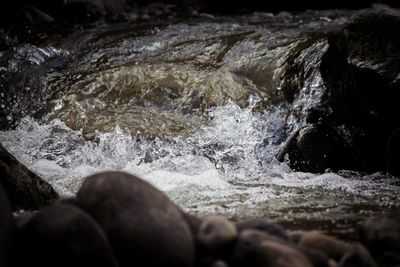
[1,101,398,228]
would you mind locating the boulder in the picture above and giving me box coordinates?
[18,202,118,267]
[0,143,59,211]
[0,183,16,267]
[77,171,194,267]
[230,229,313,267]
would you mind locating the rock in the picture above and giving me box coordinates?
[0,183,16,267]
[339,243,377,267]
[18,202,118,267]
[386,127,400,176]
[0,143,59,211]
[291,231,350,261]
[235,218,290,242]
[197,216,238,255]
[77,171,194,267]
[231,229,313,267]
[359,217,400,260]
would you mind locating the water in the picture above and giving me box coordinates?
[1,6,399,236]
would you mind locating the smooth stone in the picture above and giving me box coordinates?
[77,171,194,267]
[339,243,377,267]
[291,231,350,261]
[360,217,400,259]
[197,216,238,254]
[0,183,15,267]
[231,229,313,267]
[18,202,118,267]
[235,218,290,242]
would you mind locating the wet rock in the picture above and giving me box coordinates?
[231,229,313,267]
[291,231,349,261]
[235,218,290,242]
[18,202,118,267]
[197,216,238,254]
[0,143,59,211]
[0,183,16,267]
[359,217,400,262]
[319,13,400,173]
[339,243,377,267]
[77,171,194,267]
[284,124,345,173]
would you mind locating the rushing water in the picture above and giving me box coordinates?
[1,6,399,236]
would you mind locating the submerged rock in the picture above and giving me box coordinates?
[77,171,195,267]
[0,143,59,211]
[18,202,118,267]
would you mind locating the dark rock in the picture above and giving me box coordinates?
[230,229,313,267]
[62,0,107,21]
[359,217,400,261]
[18,202,118,267]
[8,5,55,41]
[386,127,400,176]
[0,143,59,211]
[235,218,290,242]
[339,243,377,267]
[0,183,16,267]
[77,171,194,267]
[197,216,238,255]
[62,0,128,21]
